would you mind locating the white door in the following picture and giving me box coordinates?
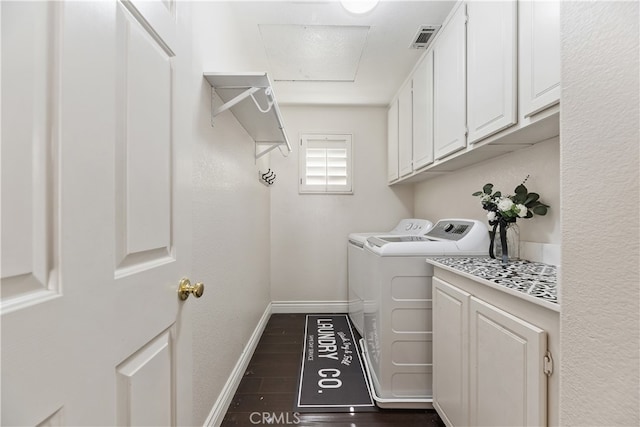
[412,50,434,170]
[469,297,547,426]
[1,1,195,425]
[434,2,467,160]
[467,0,517,143]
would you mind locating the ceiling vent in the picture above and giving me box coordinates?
[410,25,441,49]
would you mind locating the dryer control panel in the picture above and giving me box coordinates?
[424,220,475,241]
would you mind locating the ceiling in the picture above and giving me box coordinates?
[225,0,456,106]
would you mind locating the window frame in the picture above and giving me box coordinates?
[298,133,353,194]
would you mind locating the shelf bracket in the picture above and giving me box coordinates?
[210,86,261,126]
[255,142,284,160]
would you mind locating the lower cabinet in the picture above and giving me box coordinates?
[433,279,470,427]
[433,277,549,427]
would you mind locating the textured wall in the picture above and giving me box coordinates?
[560,1,639,425]
[190,2,272,424]
[414,137,560,245]
[270,106,414,302]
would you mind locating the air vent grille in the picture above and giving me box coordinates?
[410,25,441,49]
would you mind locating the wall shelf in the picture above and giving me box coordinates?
[203,72,292,159]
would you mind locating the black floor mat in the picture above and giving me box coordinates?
[294,314,376,412]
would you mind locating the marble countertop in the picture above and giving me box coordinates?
[426,257,559,312]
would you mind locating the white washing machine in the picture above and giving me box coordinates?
[360,219,489,409]
[348,219,433,336]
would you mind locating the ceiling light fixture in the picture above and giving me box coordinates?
[340,0,379,15]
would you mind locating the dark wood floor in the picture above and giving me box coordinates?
[222,313,445,426]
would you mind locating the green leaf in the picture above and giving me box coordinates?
[472,191,483,196]
[524,193,540,205]
[512,193,526,204]
[483,183,494,195]
[515,184,527,195]
[532,205,548,216]
[494,191,502,198]
[525,211,534,219]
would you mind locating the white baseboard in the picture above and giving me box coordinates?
[204,303,272,427]
[271,300,349,314]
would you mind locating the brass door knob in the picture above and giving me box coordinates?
[178,278,205,301]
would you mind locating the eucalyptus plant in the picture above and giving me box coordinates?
[472,176,549,225]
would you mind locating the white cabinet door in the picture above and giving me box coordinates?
[520,0,560,118]
[398,81,413,177]
[469,297,547,427]
[413,50,434,170]
[387,100,399,182]
[467,0,517,143]
[433,278,470,427]
[1,1,193,425]
[434,2,467,160]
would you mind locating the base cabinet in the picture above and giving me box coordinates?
[433,277,549,427]
[433,279,470,426]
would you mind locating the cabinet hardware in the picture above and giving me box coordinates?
[543,350,554,376]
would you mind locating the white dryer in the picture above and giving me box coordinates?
[347,219,433,335]
[360,219,489,409]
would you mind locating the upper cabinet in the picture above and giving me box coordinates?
[467,1,517,143]
[413,50,435,170]
[519,0,561,117]
[388,0,561,185]
[387,100,399,182]
[398,81,414,177]
[434,2,467,160]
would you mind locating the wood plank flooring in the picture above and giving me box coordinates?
[222,313,445,426]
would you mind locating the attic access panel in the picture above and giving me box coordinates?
[258,24,370,82]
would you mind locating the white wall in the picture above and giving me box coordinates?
[190,2,272,424]
[270,106,413,302]
[560,1,639,425]
[414,137,561,245]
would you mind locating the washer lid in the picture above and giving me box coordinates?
[367,235,433,247]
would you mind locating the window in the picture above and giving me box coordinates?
[299,134,353,194]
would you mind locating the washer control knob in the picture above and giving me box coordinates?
[444,223,455,232]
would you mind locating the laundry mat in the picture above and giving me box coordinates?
[295,314,375,412]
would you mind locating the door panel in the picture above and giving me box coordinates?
[398,81,413,177]
[412,50,434,170]
[387,100,399,182]
[520,0,560,117]
[434,2,467,160]
[115,2,174,274]
[467,0,517,143]
[433,278,470,427]
[469,297,547,426]
[116,328,174,426]
[1,0,59,307]
[1,3,66,425]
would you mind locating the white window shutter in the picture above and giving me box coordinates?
[299,134,353,194]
